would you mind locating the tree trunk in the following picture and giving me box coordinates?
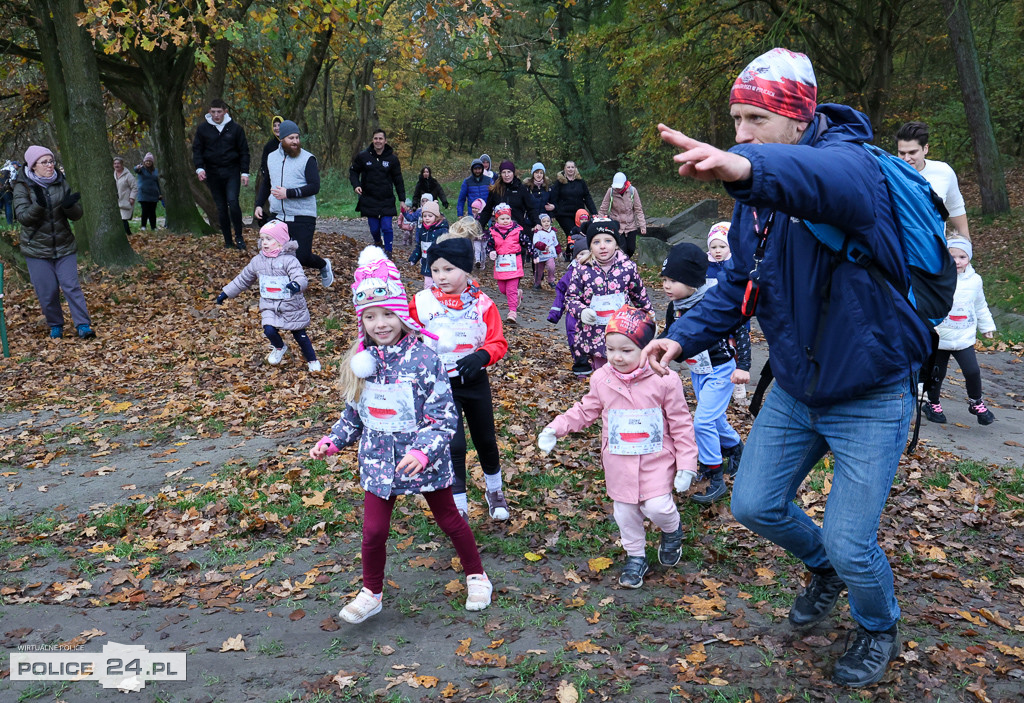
[204,38,231,105]
[942,0,1009,214]
[44,0,138,267]
[352,57,378,156]
[283,26,334,125]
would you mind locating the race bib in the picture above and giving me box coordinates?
[607,407,664,455]
[259,274,292,300]
[943,304,975,330]
[359,381,418,432]
[591,293,626,326]
[685,350,713,375]
[495,253,518,272]
[420,239,432,258]
[440,324,486,369]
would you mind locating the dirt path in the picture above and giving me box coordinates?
[1,218,1022,703]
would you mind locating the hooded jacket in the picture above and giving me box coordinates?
[348,142,405,217]
[192,113,250,174]
[13,169,83,260]
[222,240,310,330]
[598,184,646,234]
[663,103,932,406]
[409,216,450,276]
[550,363,698,503]
[413,175,449,209]
[457,167,492,216]
[325,334,457,499]
[935,265,995,351]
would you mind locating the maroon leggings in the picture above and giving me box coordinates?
[361,487,483,593]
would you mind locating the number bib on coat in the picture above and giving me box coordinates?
[607,407,663,455]
[685,350,713,375]
[495,253,518,273]
[943,303,975,330]
[591,293,626,326]
[420,239,432,258]
[415,290,487,376]
[259,274,291,300]
[359,381,418,432]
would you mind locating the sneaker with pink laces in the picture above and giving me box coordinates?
[340,587,382,624]
[465,573,492,611]
[967,398,995,425]
[922,402,946,424]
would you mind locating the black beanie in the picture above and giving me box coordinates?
[586,218,622,248]
[427,237,474,273]
[660,243,708,288]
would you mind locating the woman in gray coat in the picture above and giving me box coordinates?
[12,145,95,339]
[215,220,321,372]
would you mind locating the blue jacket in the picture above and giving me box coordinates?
[457,174,492,216]
[664,104,931,407]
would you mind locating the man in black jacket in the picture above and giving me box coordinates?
[348,129,405,256]
[193,98,251,249]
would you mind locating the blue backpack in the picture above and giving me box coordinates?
[804,143,957,326]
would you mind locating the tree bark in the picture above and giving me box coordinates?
[282,26,334,125]
[942,0,1009,214]
[205,38,231,105]
[352,56,379,156]
[42,0,139,267]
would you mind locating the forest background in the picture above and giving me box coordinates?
[0,0,1022,281]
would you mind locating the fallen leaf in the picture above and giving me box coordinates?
[378,645,395,655]
[588,556,613,573]
[455,638,471,656]
[556,680,579,703]
[415,675,439,688]
[289,609,306,621]
[441,682,458,698]
[524,551,544,562]
[320,617,340,632]
[220,634,246,652]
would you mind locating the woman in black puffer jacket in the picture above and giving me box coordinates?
[478,160,538,231]
[549,160,597,240]
[12,145,96,339]
[411,166,449,210]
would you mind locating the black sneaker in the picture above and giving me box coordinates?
[618,556,650,589]
[832,624,901,687]
[691,467,726,505]
[788,568,846,629]
[922,402,947,423]
[722,440,744,477]
[658,528,685,566]
[571,361,593,376]
[967,398,995,425]
[234,235,246,250]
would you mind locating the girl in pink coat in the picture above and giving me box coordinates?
[537,307,698,589]
[486,202,526,324]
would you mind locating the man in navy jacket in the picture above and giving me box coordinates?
[644,48,930,688]
[193,98,251,249]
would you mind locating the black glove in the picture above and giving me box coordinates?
[455,349,489,380]
[215,292,228,305]
[60,191,81,209]
[31,185,47,207]
[285,281,300,294]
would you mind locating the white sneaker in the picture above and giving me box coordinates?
[267,344,288,365]
[465,573,492,611]
[340,588,382,623]
[307,360,322,372]
[320,258,334,288]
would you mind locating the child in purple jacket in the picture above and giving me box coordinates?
[548,238,591,374]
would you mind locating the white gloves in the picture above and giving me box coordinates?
[674,470,695,493]
[537,426,557,455]
[580,308,598,325]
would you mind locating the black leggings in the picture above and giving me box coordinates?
[449,372,501,494]
[288,217,327,270]
[555,215,576,247]
[263,325,317,361]
[928,347,983,403]
[139,201,158,230]
[620,230,637,258]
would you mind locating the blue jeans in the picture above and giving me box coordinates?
[690,359,742,465]
[366,216,394,253]
[0,191,12,224]
[730,377,913,631]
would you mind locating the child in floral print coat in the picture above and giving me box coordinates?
[565,218,653,372]
[309,246,492,624]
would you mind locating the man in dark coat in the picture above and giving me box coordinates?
[348,129,406,256]
[193,98,251,249]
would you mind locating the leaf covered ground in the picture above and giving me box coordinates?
[0,225,1022,703]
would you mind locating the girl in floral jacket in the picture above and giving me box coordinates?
[565,219,652,371]
[309,246,492,624]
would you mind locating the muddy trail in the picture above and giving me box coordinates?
[1,218,1022,703]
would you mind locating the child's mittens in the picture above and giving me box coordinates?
[455,349,489,381]
[489,251,497,261]
[310,436,339,459]
[674,470,696,494]
[537,425,557,455]
[547,306,562,324]
[285,281,300,294]
[580,308,598,325]
[215,292,228,305]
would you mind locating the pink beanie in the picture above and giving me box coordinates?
[730,48,817,122]
[351,247,435,354]
[260,220,291,246]
[24,145,54,170]
[471,198,486,211]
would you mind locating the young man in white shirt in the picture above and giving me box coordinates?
[896,121,970,240]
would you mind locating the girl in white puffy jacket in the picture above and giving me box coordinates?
[924,237,997,425]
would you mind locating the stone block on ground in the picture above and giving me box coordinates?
[633,235,671,269]
[666,199,719,234]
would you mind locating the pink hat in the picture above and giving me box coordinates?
[707,221,731,261]
[350,247,436,361]
[260,219,291,246]
[471,198,486,210]
[730,48,817,122]
[24,145,54,170]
